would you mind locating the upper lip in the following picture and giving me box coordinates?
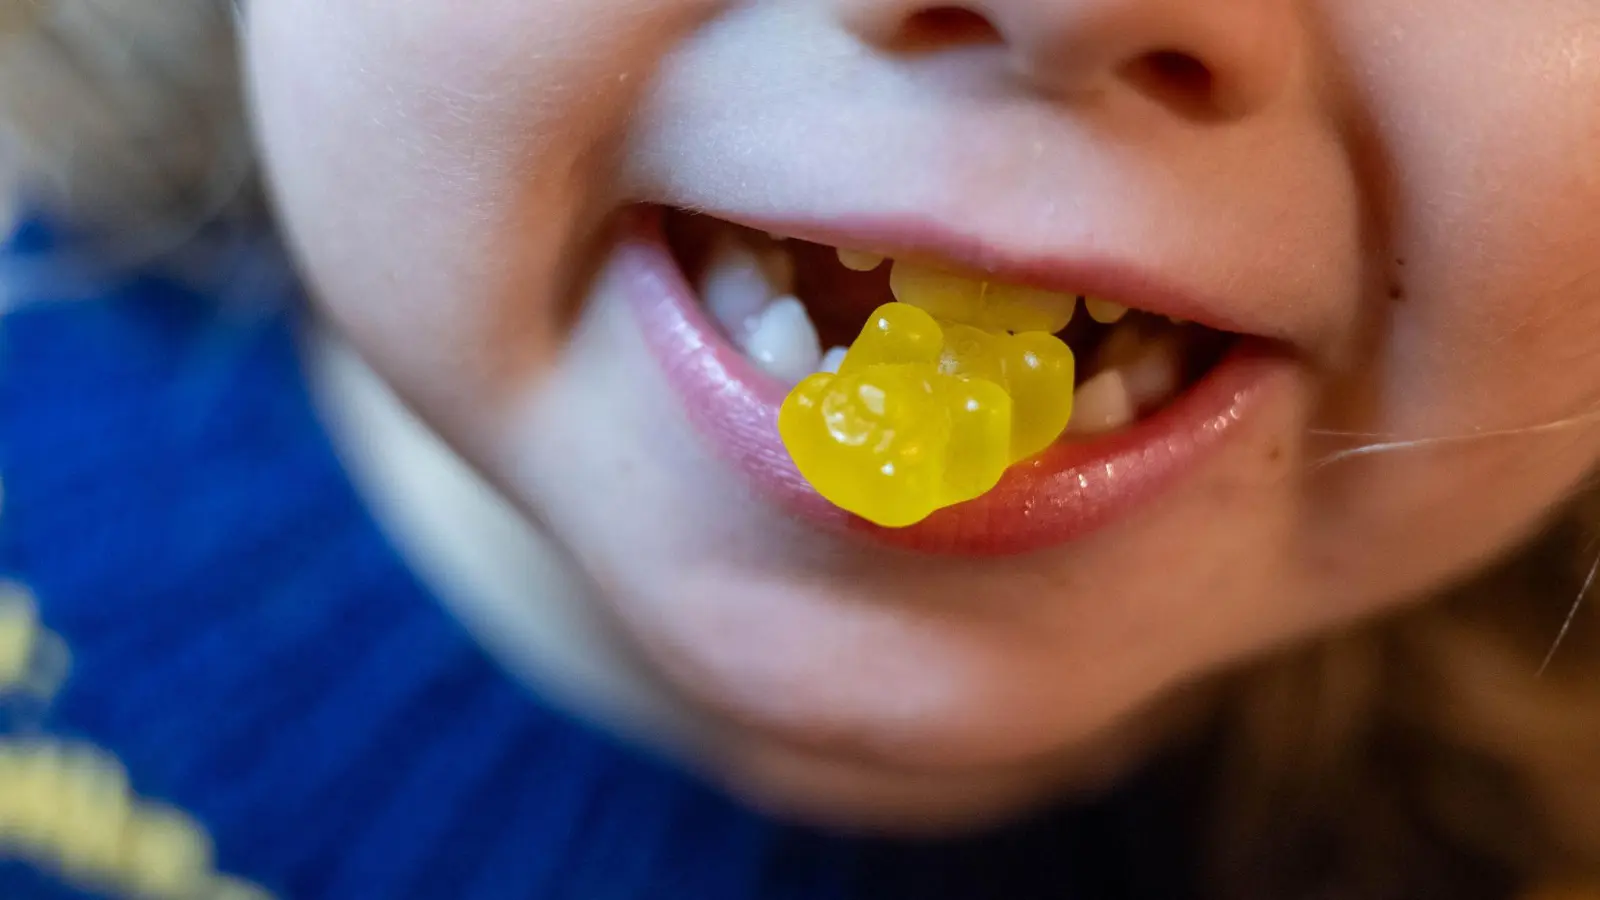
[698,209,1262,339]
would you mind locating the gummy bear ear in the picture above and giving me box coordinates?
[1002,332,1076,461]
[838,303,944,375]
[937,376,1013,506]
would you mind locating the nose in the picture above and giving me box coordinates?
[838,0,1300,120]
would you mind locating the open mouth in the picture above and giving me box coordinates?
[663,210,1237,439]
[621,205,1289,555]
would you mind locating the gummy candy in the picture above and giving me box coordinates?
[888,263,1079,334]
[779,299,1075,528]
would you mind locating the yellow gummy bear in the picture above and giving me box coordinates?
[889,262,1078,334]
[779,303,1075,527]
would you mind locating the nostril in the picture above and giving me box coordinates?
[1145,51,1213,94]
[901,6,1002,49]
[1121,49,1219,119]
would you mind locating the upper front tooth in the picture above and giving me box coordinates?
[1085,297,1128,324]
[837,249,885,272]
[745,296,822,386]
[702,234,781,342]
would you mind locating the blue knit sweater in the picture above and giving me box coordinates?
[0,216,1195,900]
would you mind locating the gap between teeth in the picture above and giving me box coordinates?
[697,232,1184,431]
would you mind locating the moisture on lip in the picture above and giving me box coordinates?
[779,262,1078,528]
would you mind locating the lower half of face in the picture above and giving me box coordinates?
[247,0,1600,828]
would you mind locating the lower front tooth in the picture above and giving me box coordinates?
[1122,336,1181,411]
[818,345,849,374]
[1068,369,1135,434]
[1093,326,1183,413]
[744,296,821,386]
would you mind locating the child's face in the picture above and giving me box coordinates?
[248,1,1600,825]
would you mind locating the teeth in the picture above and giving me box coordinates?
[818,345,849,374]
[1094,324,1183,413]
[1085,297,1128,324]
[1066,323,1185,434]
[1068,369,1135,435]
[744,296,822,386]
[837,249,885,272]
[1122,338,1181,412]
[701,230,1171,410]
[701,234,783,343]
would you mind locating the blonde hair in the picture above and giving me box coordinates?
[1210,496,1600,898]
[0,0,251,239]
[3,2,1596,897]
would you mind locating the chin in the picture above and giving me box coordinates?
[645,635,1213,835]
[703,727,1136,835]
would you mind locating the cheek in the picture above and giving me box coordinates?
[1298,3,1600,607]
[1332,2,1600,434]
[249,0,714,437]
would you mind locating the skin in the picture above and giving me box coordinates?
[245,0,1600,831]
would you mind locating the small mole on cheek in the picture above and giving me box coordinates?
[1267,444,1283,464]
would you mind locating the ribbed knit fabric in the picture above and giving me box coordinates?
[0,217,1197,900]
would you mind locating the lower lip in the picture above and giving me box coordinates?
[622,209,1291,556]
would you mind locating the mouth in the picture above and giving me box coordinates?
[664,209,1236,433]
[621,205,1292,556]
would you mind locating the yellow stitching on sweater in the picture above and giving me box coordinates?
[0,586,37,688]
[0,581,71,703]
[0,542,276,900]
[0,736,281,900]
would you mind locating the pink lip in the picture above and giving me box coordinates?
[622,207,1291,556]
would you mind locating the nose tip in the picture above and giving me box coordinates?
[840,0,1300,121]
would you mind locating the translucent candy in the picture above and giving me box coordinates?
[780,301,1075,527]
[889,262,1078,334]
[991,331,1076,460]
